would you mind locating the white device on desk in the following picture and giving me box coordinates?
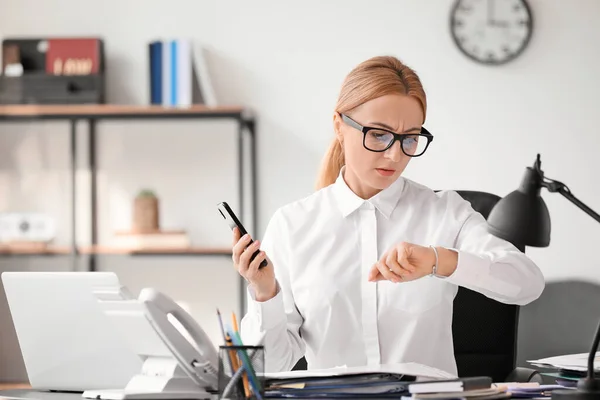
[1,272,143,392]
[82,288,218,400]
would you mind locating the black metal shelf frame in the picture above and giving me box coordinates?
[0,107,257,315]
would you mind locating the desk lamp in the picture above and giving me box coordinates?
[487,154,600,400]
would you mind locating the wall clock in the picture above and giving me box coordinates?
[450,0,533,65]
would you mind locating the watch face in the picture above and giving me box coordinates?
[450,0,533,65]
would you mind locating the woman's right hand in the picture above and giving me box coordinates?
[232,228,277,302]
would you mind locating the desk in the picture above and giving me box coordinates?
[0,384,30,390]
[0,389,79,400]
[0,389,401,400]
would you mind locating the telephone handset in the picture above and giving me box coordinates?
[139,288,219,389]
[83,288,220,400]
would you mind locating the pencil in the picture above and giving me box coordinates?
[232,311,240,332]
[220,309,248,398]
[217,309,236,375]
[232,312,251,398]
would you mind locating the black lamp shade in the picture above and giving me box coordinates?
[487,166,552,248]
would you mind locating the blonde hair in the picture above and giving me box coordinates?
[315,56,427,190]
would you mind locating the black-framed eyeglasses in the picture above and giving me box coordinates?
[340,113,434,157]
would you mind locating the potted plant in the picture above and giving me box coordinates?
[133,189,159,233]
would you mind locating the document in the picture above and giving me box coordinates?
[528,352,600,372]
[263,362,456,380]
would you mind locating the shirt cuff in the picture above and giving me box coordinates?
[246,281,287,331]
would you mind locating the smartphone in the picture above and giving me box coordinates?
[217,201,268,269]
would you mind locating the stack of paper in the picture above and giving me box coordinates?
[528,352,600,373]
[262,364,501,398]
[264,363,456,381]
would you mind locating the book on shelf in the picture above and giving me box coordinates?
[148,38,217,108]
[111,229,191,250]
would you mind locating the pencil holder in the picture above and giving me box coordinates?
[218,345,265,400]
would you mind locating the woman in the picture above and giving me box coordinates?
[234,56,545,376]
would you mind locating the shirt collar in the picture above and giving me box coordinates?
[332,166,405,219]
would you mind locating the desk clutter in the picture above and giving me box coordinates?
[0,270,586,400]
[263,374,499,399]
[217,309,266,399]
[528,352,600,387]
[260,378,577,399]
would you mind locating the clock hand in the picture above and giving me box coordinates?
[487,0,496,26]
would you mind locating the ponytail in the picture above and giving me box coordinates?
[315,138,345,190]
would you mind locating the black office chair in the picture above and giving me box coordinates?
[452,190,536,383]
[293,190,539,382]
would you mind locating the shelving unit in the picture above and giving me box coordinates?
[0,104,257,315]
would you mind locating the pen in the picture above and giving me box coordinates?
[217,308,227,345]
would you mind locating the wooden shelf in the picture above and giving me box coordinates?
[0,245,231,256]
[0,104,247,118]
[82,245,232,256]
[0,245,71,255]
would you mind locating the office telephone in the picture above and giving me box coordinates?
[83,288,219,400]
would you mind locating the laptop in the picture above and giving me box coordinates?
[1,271,143,392]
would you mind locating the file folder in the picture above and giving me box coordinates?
[263,363,458,398]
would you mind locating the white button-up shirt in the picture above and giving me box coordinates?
[240,171,545,376]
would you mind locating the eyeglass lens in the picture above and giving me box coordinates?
[364,130,428,156]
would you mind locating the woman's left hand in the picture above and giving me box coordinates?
[368,242,458,283]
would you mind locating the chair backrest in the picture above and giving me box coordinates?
[452,190,522,382]
[517,279,600,367]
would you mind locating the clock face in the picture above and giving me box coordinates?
[450,0,533,65]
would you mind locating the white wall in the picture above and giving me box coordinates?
[1,0,600,381]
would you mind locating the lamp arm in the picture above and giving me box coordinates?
[543,179,600,224]
[542,178,600,385]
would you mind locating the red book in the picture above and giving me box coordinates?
[45,38,101,75]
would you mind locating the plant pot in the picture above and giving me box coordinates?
[133,196,159,233]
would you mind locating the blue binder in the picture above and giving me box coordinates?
[149,41,162,104]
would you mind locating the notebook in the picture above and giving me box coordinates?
[409,376,493,394]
